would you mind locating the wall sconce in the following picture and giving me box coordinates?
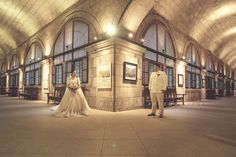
[128,33,133,38]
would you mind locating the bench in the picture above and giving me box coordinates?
[18,88,39,100]
[46,87,66,104]
[5,92,11,96]
[8,88,19,97]
[164,88,185,105]
[0,88,6,95]
[143,88,185,108]
[47,86,88,104]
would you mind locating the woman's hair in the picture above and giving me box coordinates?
[71,70,76,76]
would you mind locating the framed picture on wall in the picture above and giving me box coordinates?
[202,79,205,88]
[123,62,137,83]
[178,74,184,87]
[97,63,112,89]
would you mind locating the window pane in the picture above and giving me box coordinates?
[35,63,40,69]
[55,65,63,84]
[166,32,174,57]
[73,48,86,59]
[166,58,174,67]
[54,32,64,54]
[158,55,165,64]
[166,67,173,87]
[74,60,82,79]
[157,24,165,53]
[82,70,87,82]
[35,44,43,61]
[65,52,72,61]
[195,50,200,66]
[74,22,89,48]
[64,22,73,51]
[54,56,64,65]
[196,75,200,88]
[144,51,156,61]
[143,24,156,50]
[186,46,192,63]
[35,70,40,85]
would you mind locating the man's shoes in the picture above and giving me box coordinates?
[159,114,164,118]
[147,113,156,116]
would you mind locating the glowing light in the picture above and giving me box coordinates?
[128,33,133,38]
[141,38,144,42]
[208,3,236,21]
[182,56,185,60]
[106,24,116,36]
[94,36,98,41]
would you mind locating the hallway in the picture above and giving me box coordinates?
[0,96,235,157]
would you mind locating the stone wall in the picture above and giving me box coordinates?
[114,38,144,111]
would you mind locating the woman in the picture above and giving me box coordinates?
[53,71,90,118]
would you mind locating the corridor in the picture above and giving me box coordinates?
[0,96,235,157]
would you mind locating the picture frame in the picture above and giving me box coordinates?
[202,79,205,88]
[178,74,184,87]
[97,63,112,89]
[123,62,137,83]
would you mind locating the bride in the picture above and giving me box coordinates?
[53,71,91,118]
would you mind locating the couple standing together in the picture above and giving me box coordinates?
[54,64,167,118]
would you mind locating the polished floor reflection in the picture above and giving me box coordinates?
[0,96,236,157]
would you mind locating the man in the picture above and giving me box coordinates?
[148,64,167,118]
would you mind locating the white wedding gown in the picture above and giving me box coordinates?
[53,76,91,118]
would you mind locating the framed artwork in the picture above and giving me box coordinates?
[178,74,184,87]
[202,79,205,88]
[123,62,137,82]
[97,63,112,89]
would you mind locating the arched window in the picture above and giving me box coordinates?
[142,23,175,88]
[185,44,201,89]
[205,55,215,89]
[0,62,7,94]
[10,55,19,87]
[53,20,89,84]
[24,43,43,86]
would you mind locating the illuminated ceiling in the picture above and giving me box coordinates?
[153,0,236,68]
[0,0,78,57]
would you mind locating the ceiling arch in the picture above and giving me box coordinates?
[0,0,79,57]
[150,0,236,68]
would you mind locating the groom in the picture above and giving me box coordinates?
[148,64,167,118]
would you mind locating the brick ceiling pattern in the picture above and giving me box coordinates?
[0,0,78,56]
[153,0,236,67]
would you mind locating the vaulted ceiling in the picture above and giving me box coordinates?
[0,0,78,57]
[153,0,236,68]
[1,0,236,69]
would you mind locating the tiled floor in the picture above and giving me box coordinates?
[0,96,236,157]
